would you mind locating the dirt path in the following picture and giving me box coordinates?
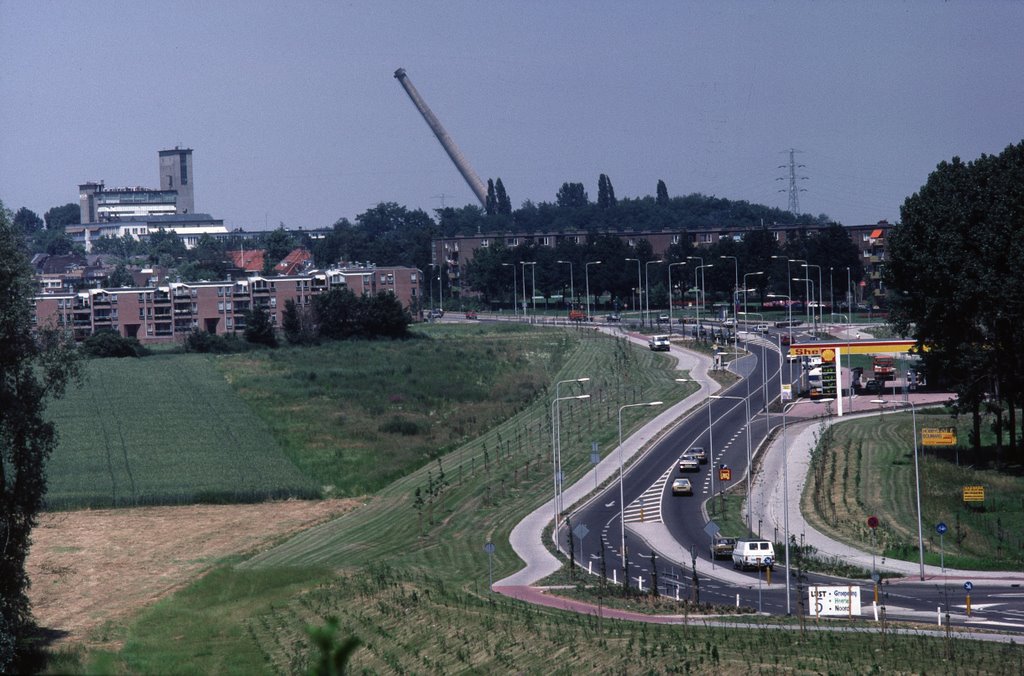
[27,499,356,648]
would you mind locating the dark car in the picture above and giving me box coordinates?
[606,313,621,322]
[686,446,708,464]
[863,379,882,394]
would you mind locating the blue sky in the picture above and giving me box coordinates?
[2,1,1021,230]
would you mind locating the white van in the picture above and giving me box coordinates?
[731,539,775,570]
[648,335,670,351]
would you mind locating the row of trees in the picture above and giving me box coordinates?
[887,140,1024,461]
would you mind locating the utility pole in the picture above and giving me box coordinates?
[777,148,808,215]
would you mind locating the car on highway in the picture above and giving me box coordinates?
[678,455,700,472]
[732,539,775,570]
[754,323,770,333]
[648,335,671,351]
[685,446,708,464]
[465,310,478,320]
[605,313,621,322]
[671,478,693,495]
[710,535,737,559]
[657,314,670,324]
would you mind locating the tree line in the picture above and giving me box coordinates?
[887,139,1024,462]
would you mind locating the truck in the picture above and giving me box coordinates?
[873,356,895,382]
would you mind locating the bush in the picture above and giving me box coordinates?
[81,330,149,358]
[184,329,249,354]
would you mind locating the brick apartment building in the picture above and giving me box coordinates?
[33,264,422,344]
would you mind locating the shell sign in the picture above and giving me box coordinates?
[821,348,836,363]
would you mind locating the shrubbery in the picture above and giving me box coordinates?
[184,329,249,354]
[80,330,149,358]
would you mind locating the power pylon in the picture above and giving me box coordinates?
[777,148,808,215]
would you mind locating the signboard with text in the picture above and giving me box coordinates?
[962,485,985,503]
[922,427,957,446]
[808,586,862,616]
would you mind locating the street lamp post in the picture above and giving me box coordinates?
[802,264,822,335]
[427,263,437,316]
[625,258,642,326]
[686,256,705,319]
[742,271,764,332]
[871,399,926,580]
[720,255,739,351]
[793,278,816,335]
[551,387,590,527]
[645,259,664,327]
[668,262,687,335]
[557,260,575,310]
[617,401,663,579]
[771,256,794,343]
[521,261,537,322]
[502,262,517,319]
[585,260,601,321]
[695,264,714,332]
[790,258,808,325]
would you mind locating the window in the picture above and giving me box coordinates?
[180,156,188,185]
[671,234,680,245]
[480,239,489,248]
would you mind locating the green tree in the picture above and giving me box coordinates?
[43,202,80,229]
[105,263,135,288]
[597,174,616,209]
[485,179,497,216]
[555,182,589,208]
[282,299,319,345]
[244,305,278,347]
[656,179,669,206]
[12,208,42,236]
[261,225,295,274]
[314,288,362,339]
[0,202,80,670]
[494,178,512,215]
[886,140,1024,459]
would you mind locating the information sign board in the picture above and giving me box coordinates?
[808,586,862,616]
[962,485,985,503]
[922,428,957,446]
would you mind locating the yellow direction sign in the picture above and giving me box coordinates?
[922,427,957,446]
[962,485,985,503]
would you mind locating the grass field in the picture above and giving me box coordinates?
[45,354,319,509]
[803,409,1024,570]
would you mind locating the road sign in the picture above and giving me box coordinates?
[867,516,879,529]
[572,524,589,540]
[936,522,948,535]
[964,581,973,592]
[781,383,793,401]
[763,556,773,567]
[922,427,957,446]
[719,467,732,481]
[962,485,985,503]
[704,521,720,538]
[808,586,863,617]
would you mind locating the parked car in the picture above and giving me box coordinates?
[732,539,775,570]
[686,446,708,464]
[671,478,693,495]
[678,455,700,472]
[863,379,882,394]
[710,535,737,559]
[606,313,621,322]
[648,335,671,351]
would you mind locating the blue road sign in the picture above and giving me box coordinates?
[964,581,973,592]
[936,522,948,535]
[763,556,774,567]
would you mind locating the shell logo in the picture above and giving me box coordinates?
[821,348,836,363]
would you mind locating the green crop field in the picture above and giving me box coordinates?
[45,354,320,509]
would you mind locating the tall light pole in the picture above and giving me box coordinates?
[686,256,705,319]
[585,260,601,320]
[871,399,926,580]
[790,258,808,325]
[802,263,822,335]
[668,262,687,335]
[522,261,536,322]
[625,258,642,326]
[711,394,754,531]
[695,264,714,331]
[771,255,793,343]
[781,370,791,614]
[427,263,437,315]
[720,255,739,350]
[829,266,835,323]
[551,386,590,526]
[557,260,575,310]
[793,278,815,335]
[502,262,517,319]
[645,259,664,327]
[617,401,663,577]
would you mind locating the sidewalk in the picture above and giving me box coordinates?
[495,330,717,586]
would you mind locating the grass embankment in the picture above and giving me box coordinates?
[803,409,1024,571]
